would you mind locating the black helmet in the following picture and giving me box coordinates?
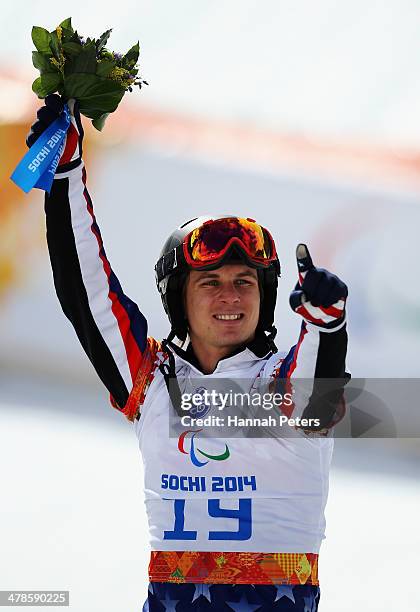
[155,215,281,343]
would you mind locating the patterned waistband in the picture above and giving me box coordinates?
[149,551,319,585]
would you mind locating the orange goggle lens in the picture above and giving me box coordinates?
[184,217,276,267]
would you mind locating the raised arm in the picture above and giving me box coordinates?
[276,244,349,431]
[27,96,148,410]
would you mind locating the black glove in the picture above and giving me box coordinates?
[289,244,347,329]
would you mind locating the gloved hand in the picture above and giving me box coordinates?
[289,243,347,328]
[26,94,84,173]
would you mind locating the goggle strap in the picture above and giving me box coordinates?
[155,244,184,283]
[156,238,280,283]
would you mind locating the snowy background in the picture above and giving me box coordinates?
[1,2,420,610]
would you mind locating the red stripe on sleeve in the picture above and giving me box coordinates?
[319,304,344,318]
[59,124,79,165]
[82,185,143,384]
[286,325,308,378]
[296,304,325,325]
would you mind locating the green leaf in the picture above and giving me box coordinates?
[62,42,82,56]
[63,73,125,114]
[96,29,112,53]
[59,17,73,32]
[32,77,43,96]
[61,27,75,43]
[40,72,62,95]
[70,30,82,43]
[99,50,114,61]
[92,113,110,131]
[32,26,52,54]
[32,51,56,73]
[72,41,97,73]
[96,59,115,77]
[49,30,61,60]
[123,42,139,68]
[31,72,62,97]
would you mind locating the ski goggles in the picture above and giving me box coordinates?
[183,217,278,269]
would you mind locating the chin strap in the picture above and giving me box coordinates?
[160,325,278,417]
[266,325,278,355]
[159,331,185,417]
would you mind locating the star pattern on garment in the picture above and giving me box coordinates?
[192,584,212,603]
[226,593,261,611]
[274,584,296,604]
[160,591,180,611]
[303,595,316,612]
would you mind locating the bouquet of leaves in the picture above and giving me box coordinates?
[31,17,147,130]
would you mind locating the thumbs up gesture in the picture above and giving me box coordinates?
[289,244,347,328]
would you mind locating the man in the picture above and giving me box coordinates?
[27,96,348,611]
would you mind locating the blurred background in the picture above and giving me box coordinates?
[1,1,419,610]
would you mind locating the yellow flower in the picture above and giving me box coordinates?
[50,56,65,73]
[108,66,135,88]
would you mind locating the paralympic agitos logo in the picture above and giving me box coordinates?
[177,429,230,467]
